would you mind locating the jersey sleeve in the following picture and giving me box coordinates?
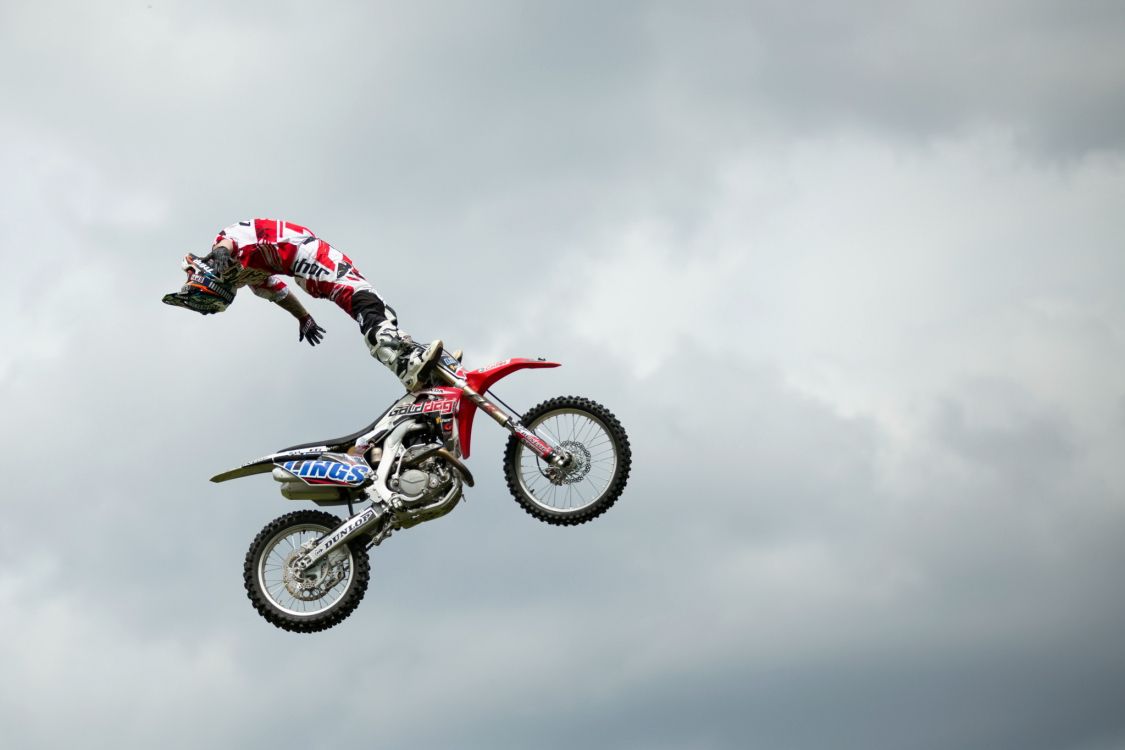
[215,220,259,251]
[249,275,290,302]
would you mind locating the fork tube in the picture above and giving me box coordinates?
[435,362,560,461]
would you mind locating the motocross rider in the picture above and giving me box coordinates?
[162,218,442,390]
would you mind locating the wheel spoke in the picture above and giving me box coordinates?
[258,522,355,618]
[512,407,624,514]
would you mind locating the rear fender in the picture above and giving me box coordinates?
[210,447,330,483]
[457,358,559,458]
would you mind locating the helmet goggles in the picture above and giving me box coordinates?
[161,254,236,315]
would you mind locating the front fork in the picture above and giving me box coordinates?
[433,361,572,468]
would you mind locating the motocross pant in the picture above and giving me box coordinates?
[352,290,420,386]
[288,240,374,316]
[283,240,420,388]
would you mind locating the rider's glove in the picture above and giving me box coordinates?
[298,314,325,346]
[206,245,237,278]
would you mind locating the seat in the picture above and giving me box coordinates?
[278,405,392,452]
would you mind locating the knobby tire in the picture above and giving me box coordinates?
[243,509,371,633]
[503,396,631,526]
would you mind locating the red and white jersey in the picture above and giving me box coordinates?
[214,219,316,302]
[214,218,376,315]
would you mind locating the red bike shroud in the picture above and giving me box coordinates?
[456,358,560,457]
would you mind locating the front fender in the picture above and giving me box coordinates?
[457,358,559,458]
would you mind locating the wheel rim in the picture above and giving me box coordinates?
[257,523,355,617]
[515,408,619,514]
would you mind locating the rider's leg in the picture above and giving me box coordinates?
[285,239,442,390]
[352,290,441,390]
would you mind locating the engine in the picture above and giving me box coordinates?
[395,469,433,497]
[388,443,454,504]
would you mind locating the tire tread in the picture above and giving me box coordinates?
[242,509,370,633]
[503,396,631,526]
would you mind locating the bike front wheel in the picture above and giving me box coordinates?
[503,396,631,526]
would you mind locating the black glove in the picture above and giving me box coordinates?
[298,314,325,346]
[206,246,236,277]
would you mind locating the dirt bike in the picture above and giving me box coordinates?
[211,349,631,633]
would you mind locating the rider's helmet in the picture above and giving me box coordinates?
[161,254,236,315]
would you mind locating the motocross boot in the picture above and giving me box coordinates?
[399,339,443,391]
[367,323,442,391]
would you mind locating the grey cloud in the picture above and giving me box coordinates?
[641,1,1125,155]
[4,288,1125,750]
[1,1,1125,749]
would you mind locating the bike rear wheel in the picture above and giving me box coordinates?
[243,510,370,633]
[503,396,631,526]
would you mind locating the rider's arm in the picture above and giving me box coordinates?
[253,279,324,346]
[274,290,309,320]
[248,276,298,314]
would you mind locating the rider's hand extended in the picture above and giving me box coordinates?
[298,315,325,346]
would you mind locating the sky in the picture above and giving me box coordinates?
[1,1,1124,748]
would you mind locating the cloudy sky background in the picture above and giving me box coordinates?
[1,1,1124,747]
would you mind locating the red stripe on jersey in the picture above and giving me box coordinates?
[250,218,315,244]
[253,218,278,244]
[315,240,337,272]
